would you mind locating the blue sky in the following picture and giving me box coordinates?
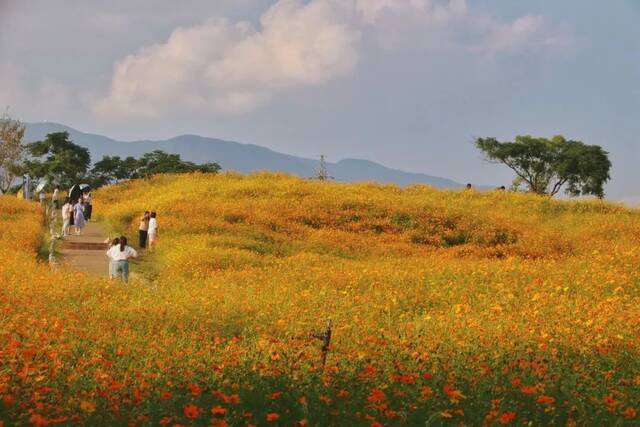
[1,0,638,200]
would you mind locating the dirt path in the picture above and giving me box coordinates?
[58,222,110,276]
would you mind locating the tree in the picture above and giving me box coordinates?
[0,111,25,194]
[89,155,138,187]
[476,135,611,198]
[134,150,220,178]
[89,150,221,188]
[24,132,91,189]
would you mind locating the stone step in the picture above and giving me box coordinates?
[61,242,108,251]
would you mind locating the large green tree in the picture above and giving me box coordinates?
[89,155,138,187]
[0,112,25,194]
[24,132,91,189]
[134,150,220,178]
[476,135,611,198]
[89,150,220,188]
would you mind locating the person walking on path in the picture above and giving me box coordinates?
[61,197,72,237]
[84,192,93,221]
[106,236,138,283]
[148,212,158,251]
[107,237,120,279]
[138,211,150,249]
[52,188,59,210]
[73,198,86,235]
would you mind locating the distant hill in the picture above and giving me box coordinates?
[24,122,464,188]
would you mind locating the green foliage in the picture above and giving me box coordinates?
[24,132,90,189]
[476,135,611,198]
[0,112,26,193]
[89,150,221,188]
[90,155,138,187]
[135,150,221,177]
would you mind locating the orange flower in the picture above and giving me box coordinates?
[498,412,517,425]
[183,404,200,419]
[520,386,537,395]
[188,383,202,396]
[159,390,172,400]
[623,407,637,419]
[211,405,227,416]
[370,422,383,427]
[337,390,349,398]
[536,395,555,405]
[367,388,386,403]
[266,413,280,422]
[298,420,308,426]
[268,391,282,400]
[420,386,434,400]
[80,400,96,413]
[224,394,240,404]
[29,414,48,427]
[2,395,14,406]
[443,384,464,403]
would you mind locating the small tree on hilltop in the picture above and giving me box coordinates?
[24,132,91,189]
[475,135,611,198]
[0,111,26,194]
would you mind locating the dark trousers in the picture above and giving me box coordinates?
[139,230,148,248]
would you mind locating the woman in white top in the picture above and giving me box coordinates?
[106,236,138,283]
[61,197,73,237]
[148,212,158,251]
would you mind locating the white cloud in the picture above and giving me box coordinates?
[95,0,572,120]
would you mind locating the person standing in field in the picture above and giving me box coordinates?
[148,212,158,250]
[138,211,150,249]
[73,198,86,235]
[61,197,72,237]
[107,237,120,279]
[106,236,138,283]
[84,191,93,221]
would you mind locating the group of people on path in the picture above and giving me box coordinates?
[60,192,93,237]
[106,211,159,283]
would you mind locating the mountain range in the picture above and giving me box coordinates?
[24,122,464,188]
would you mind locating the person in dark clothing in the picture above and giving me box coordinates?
[138,211,150,249]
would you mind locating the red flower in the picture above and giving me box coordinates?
[188,383,202,396]
[536,395,555,405]
[520,386,537,395]
[498,412,517,425]
[623,407,637,419]
[211,405,227,416]
[367,388,386,403]
[183,404,200,419]
[266,413,280,422]
[337,390,349,398]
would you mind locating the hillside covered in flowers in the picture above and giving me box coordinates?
[1,173,640,425]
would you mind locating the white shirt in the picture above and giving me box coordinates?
[107,245,138,261]
[148,218,158,235]
[61,203,72,220]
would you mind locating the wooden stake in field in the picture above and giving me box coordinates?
[311,319,332,368]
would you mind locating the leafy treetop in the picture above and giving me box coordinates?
[475,135,611,198]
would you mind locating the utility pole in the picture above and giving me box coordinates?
[315,155,330,181]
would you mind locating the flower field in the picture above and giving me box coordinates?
[2,173,640,426]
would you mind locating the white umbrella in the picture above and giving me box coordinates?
[35,179,47,193]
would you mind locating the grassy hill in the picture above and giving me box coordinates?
[1,174,639,425]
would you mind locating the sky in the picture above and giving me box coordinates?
[1,0,639,200]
